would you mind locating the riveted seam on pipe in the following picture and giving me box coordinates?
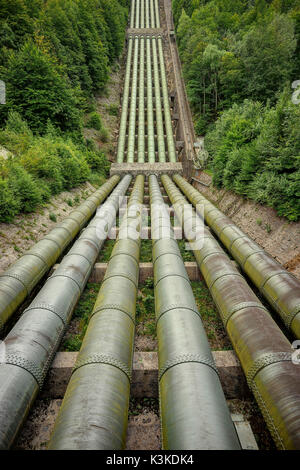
[4,355,45,389]
[102,273,138,289]
[220,302,269,328]
[156,304,202,325]
[91,304,136,324]
[23,304,67,326]
[73,354,132,382]
[246,352,293,389]
[154,273,190,288]
[159,354,219,382]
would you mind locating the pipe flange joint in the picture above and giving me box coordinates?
[156,304,200,325]
[23,303,67,326]
[103,272,138,289]
[65,252,92,266]
[246,352,292,389]
[0,273,30,294]
[159,353,218,382]
[4,354,44,389]
[286,306,300,330]
[22,252,50,267]
[91,304,135,324]
[221,301,269,327]
[73,354,131,382]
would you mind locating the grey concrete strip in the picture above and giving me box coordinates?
[110,162,183,176]
[42,350,249,400]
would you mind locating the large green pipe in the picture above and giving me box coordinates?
[152,37,166,162]
[117,37,133,163]
[138,37,145,162]
[150,0,155,28]
[149,175,240,450]
[48,175,144,450]
[157,37,177,162]
[154,0,160,28]
[0,176,120,331]
[135,0,140,29]
[162,174,300,450]
[0,176,132,449]
[147,36,155,163]
[173,175,300,339]
[127,36,139,163]
[140,0,144,28]
[130,0,135,28]
[145,0,150,28]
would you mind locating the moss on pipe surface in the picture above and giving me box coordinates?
[173,174,300,339]
[0,176,131,449]
[0,175,120,331]
[162,174,300,450]
[150,175,240,450]
[48,175,144,450]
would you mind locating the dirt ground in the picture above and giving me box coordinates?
[0,181,97,273]
[194,170,300,280]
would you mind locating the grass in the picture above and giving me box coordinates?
[62,282,100,351]
[191,280,232,350]
[177,239,195,262]
[140,240,152,262]
[98,239,115,262]
[136,278,156,338]
[49,212,57,223]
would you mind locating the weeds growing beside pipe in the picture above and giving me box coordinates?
[173,174,300,339]
[162,174,300,450]
[0,175,120,332]
[48,175,144,450]
[149,175,240,450]
[0,175,131,450]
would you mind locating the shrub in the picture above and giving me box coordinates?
[107,104,119,116]
[8,163,42,213]
[0,179,20,222]
[86,112,102,130]
[85,151,110,175]
[100,127,109,142]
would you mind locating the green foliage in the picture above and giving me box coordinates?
[106,103,119,116]
[49,212,57,222]
[0,0,128,131]
[86,112,102,130]
[174,0,299,131]
[99,126,109,142]
[205,92,300,220]
[0,113,110,221]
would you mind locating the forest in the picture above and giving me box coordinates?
[173,0,300,220]
[0,0,129,222]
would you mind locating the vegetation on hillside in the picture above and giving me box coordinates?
[173,0,300,220]
[0,0,130,222]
